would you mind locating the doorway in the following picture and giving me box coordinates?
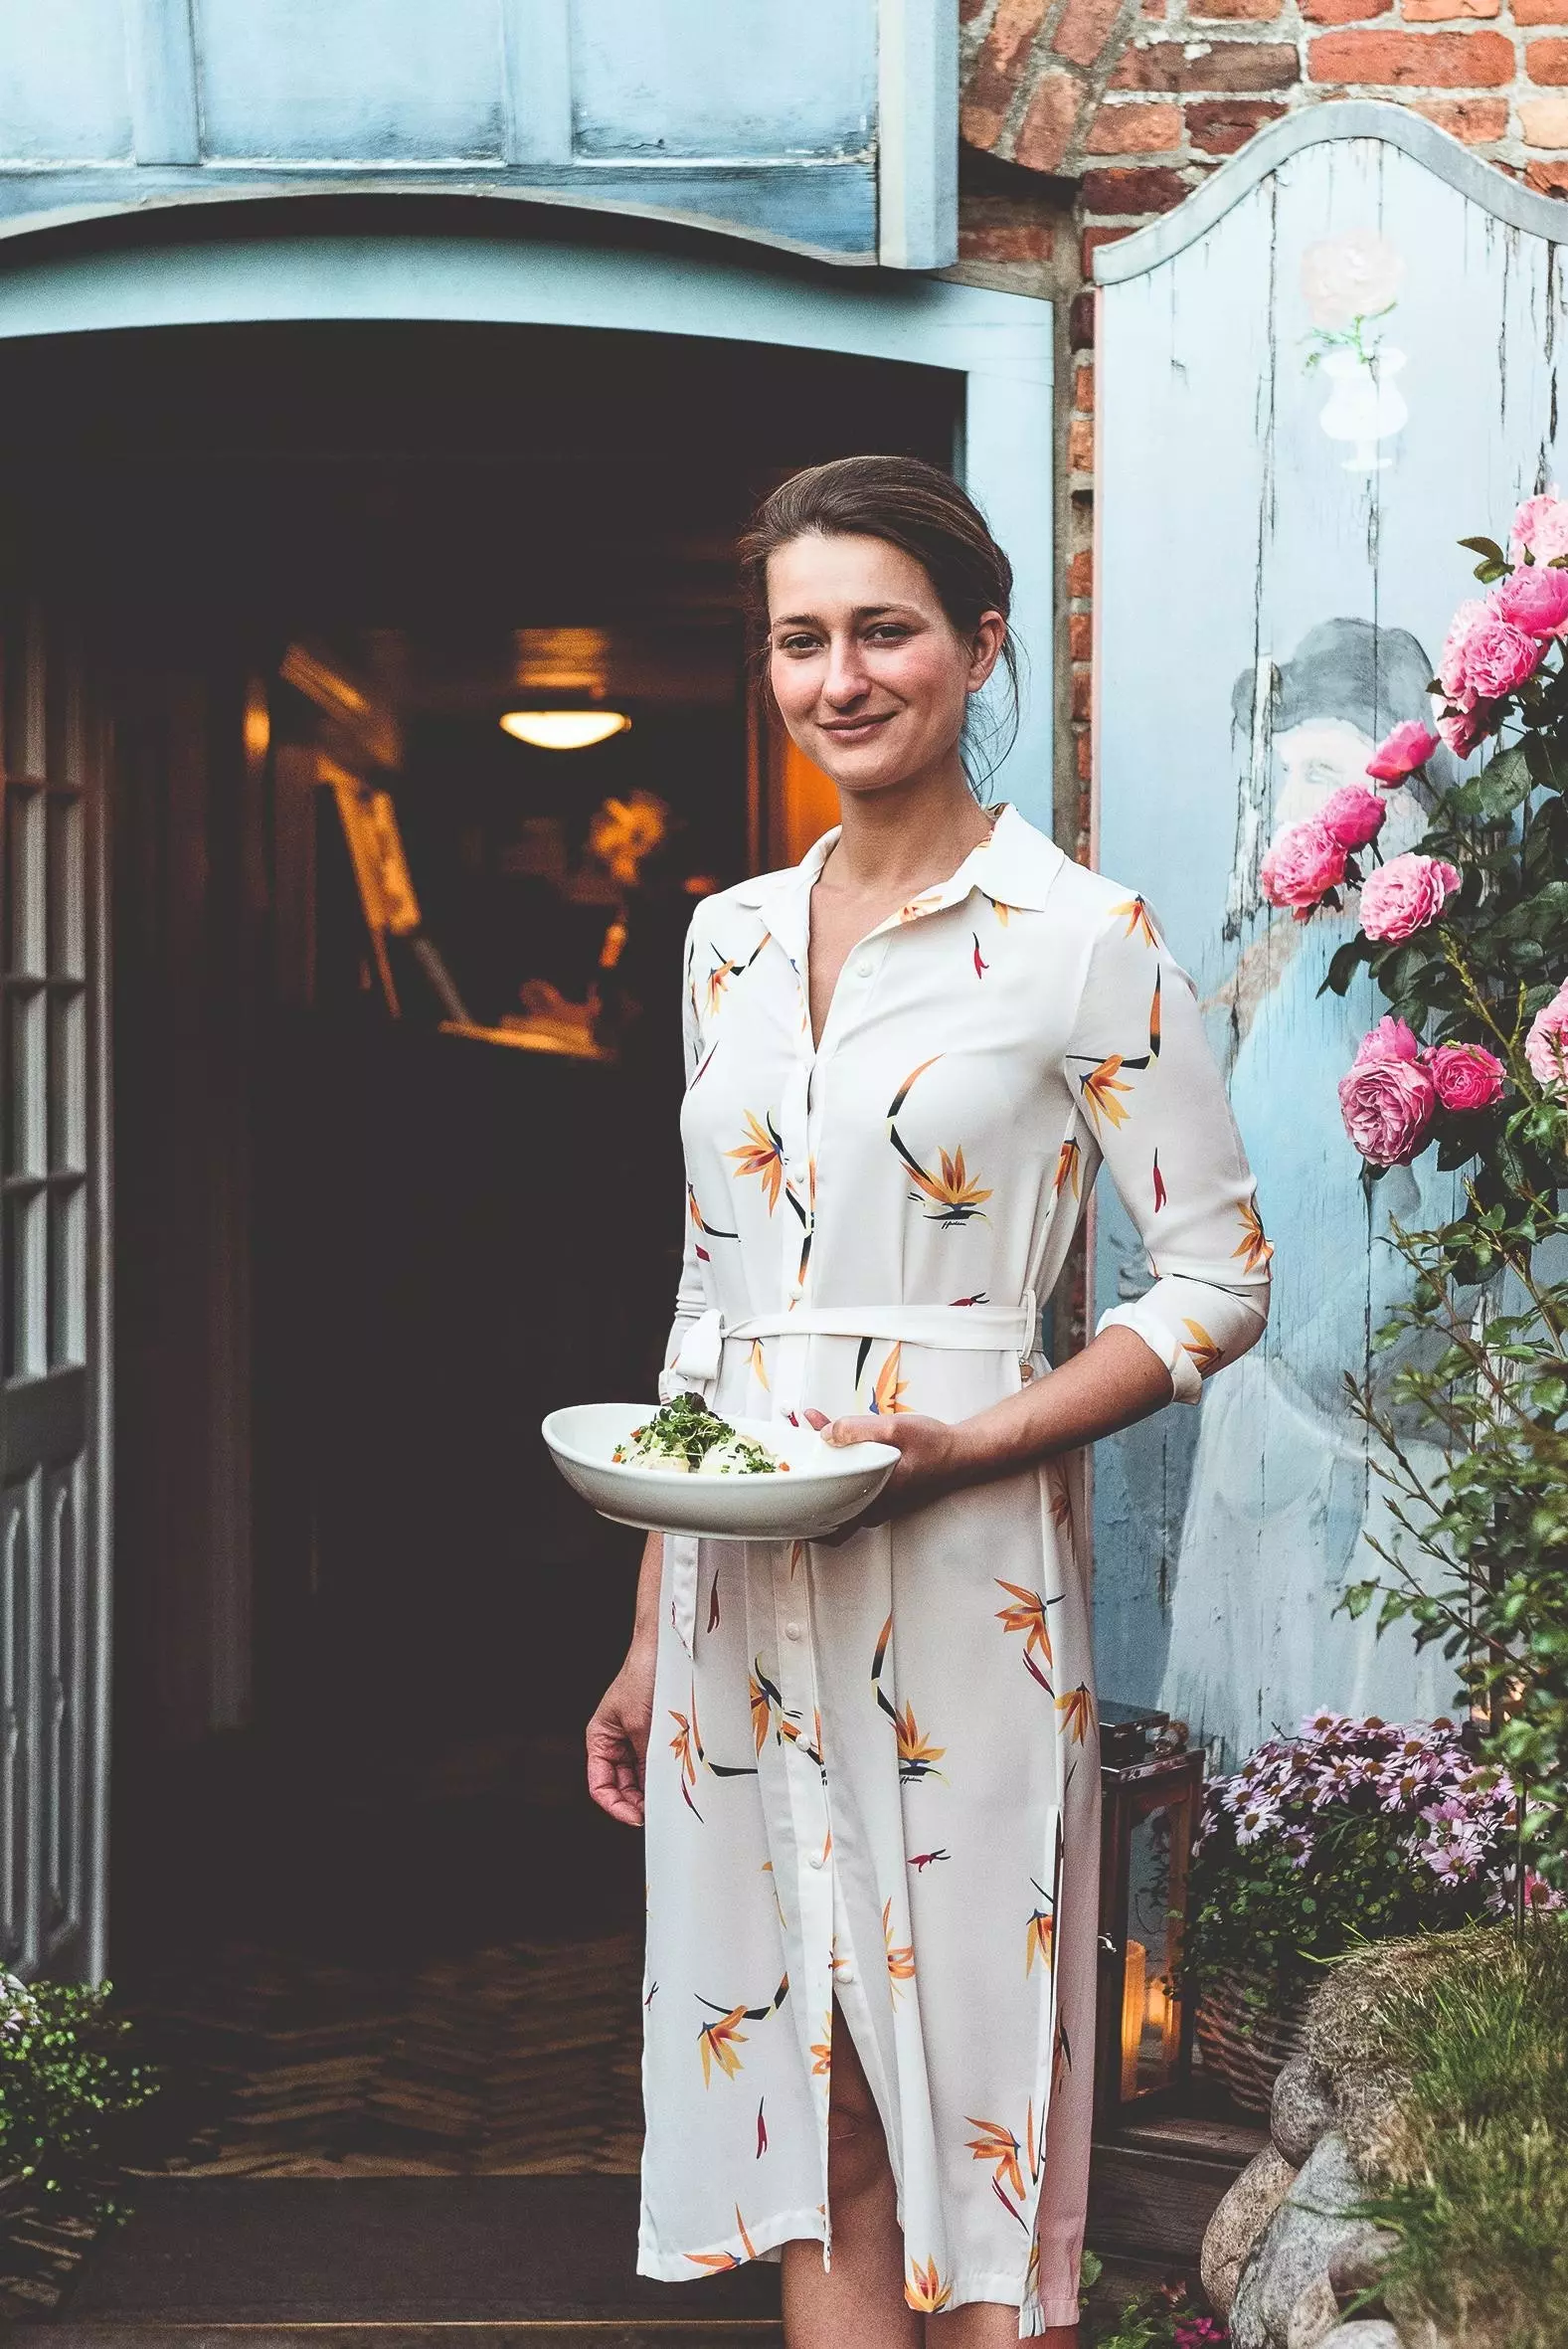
[0,316,959,2177]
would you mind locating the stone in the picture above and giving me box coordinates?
[1200,2143,1298,2319]
[1230,2133,1375,2349]
[1271,2054,1339,2168]
[1287,2275,1344,2348]
[1315,2328,1405,2349]
[1326,2227,1398,2306]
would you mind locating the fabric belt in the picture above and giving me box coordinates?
[661,1292,1040,1655]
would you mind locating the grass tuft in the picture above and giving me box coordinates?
[1312,1918,1568,2349]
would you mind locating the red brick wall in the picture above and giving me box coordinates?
[955,0,1568,847]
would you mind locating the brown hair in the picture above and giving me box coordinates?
[738,453,1022,793]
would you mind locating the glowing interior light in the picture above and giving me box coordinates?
[499,710,630,751]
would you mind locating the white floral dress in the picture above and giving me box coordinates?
[636,805,1271,2332]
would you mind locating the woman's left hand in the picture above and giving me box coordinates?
[802,1409,966,1539]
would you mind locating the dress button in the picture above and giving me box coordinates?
[806,1852,825,1871]
[787,1279,804,1301]
[836,1965,856,1986]
[784,1621,803,1642]
[854,958,874,979]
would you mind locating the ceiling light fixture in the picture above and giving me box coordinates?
[500,710,630,751]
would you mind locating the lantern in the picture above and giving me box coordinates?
[1094,1705,1204,2125]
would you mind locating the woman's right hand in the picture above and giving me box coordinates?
[587,1645,656,1826]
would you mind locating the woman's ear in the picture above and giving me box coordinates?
[967,610,1007,694]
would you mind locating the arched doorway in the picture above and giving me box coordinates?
[0,212,1055,2204]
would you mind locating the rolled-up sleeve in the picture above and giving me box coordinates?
[657,914,711,1400]
[1067,899,1272,1403]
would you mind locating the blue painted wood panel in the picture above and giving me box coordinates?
[1093,106,1567,1764]
[196,0,507,162]
[0,0,130,160]
[0,0,956,264]
[570,0,875,161]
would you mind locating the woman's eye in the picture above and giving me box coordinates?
[779,634,819,654]
[866,625,910,642]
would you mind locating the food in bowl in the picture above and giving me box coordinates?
[612,1393,788,1477]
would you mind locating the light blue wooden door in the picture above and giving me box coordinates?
[0,606,109,1981]
[1092,106,1568,1764]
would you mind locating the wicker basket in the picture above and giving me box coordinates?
[1194,1972,1310,2117]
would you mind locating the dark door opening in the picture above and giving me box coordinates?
[0,317,958,2174]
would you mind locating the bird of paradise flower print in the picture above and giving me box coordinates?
[696,1976,788,2086]
[1111,893,1159,948]
[1234,1194,1273,1274]
[883,1900,916,1999]
[995,1580,1056,1692]
[1025,1878,1056,1979]
[872,1614,947,1782]
[964,2115,1028,2226]
[810,2017,832,2078]
[1054,1136,1081,1200]
[971,930,988,979]
[1073,1053,1135,1133]
[1057,1682,1095,1744]
[884,1058,994,1226]
[906,2257,953,2312]
[870,1343,911,1416]
[1182,1319,1223,1377]
[688,1184,737,1243]
[726,1110,786,1212]
[686,2207,761,2270]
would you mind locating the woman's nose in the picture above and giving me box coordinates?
[822,639,871,705]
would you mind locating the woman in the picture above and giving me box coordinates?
[587,457,1272,2344]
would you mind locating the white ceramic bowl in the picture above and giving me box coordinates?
[541,1402,900,1541]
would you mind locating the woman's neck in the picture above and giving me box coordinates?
[823,760,995,900]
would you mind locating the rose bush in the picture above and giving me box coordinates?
[1287,488,1568,1899]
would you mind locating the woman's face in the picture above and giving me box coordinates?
[1272,718,1426,854]
[765,532,1003,798]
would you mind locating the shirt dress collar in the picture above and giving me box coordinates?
[730,802,1067,973]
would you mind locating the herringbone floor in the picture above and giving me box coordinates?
[131,1931,646,2179]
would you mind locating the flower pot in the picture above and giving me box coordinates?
[1195,1971,1310,2116]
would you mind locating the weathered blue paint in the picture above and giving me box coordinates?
[0,0,958,267]
[0,225,1053,806]
[1092,106,1564,1764]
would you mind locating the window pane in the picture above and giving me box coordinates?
[47,795,84,981]
[48,992,85,1175]
[5,785,45,978]
[48,1184,85,1369]
[5,1188,46,1379]
[8,989,45,1178]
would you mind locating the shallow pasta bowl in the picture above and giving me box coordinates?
[541,1402,900,1541]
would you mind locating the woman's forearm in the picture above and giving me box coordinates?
[946,1325,1175,1488]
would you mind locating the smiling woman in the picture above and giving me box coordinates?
[585,458,1274,2347]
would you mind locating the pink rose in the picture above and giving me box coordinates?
[1524,977,1568,1094]
[1260,818,1347,915]
[1508,489,1568,566]
[1359,852,1463,941]
[1437,702,1498,759]
[1319,783,1387,849]
[1356,1014,1421,1064]
[1366,720,1440,782]
[1425,1041,1505,1112]
[1439,599,1492,709]
[1462,616,1543,703]
[1493,564,1568,637]
[1338,1055,1438,1167]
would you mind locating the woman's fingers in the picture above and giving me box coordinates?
[587,1713,646,1826]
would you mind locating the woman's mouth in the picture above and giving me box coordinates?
[818,712,896,744]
